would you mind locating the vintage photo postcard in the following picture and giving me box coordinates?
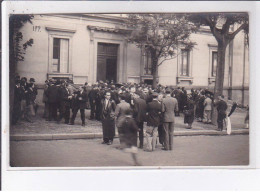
[1,0,259,191]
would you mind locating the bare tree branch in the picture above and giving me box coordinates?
[228,23,248,41]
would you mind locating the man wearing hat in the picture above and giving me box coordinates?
[145,92,162,152]
[69,85,88,126]
[161,89,178,151]
[58,81,72,124]
[214,95,228,131]
[46,79,59,121]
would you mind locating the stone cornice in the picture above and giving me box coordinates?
[45,26,76,33]
[87,25,131,35]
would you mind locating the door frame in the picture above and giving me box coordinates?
[89,33,127,84]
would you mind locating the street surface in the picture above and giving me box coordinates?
[10,107,248,135]
[10,135,249,167]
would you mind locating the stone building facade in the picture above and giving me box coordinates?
[15,14,249,105]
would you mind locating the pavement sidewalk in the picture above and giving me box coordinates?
[10,107,249,141]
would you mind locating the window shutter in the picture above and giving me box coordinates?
[59,39,69,73]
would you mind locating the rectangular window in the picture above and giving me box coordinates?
[181,49,190,76]
[143,50,152,75]
[212,51,218,77]
[52,38,69,73]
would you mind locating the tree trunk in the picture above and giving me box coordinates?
[212,41,228,126]
[214,42,228,99]
[152,58,158,89]
[9,29,16,125]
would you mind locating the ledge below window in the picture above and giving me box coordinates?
[177,76,193,84]
[47,73,73,80]
[208,77,216,84]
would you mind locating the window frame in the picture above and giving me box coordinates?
[180,49,190,76]
[208,44,218,84]
[211,51,218,77]
[46,27,75,75]
[141,46,152,76]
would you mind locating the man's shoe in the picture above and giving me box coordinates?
[101,141,107,144]
[82,123,85,127]
[161,148,169,151]
[107,141,113,145]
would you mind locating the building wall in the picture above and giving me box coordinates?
[16,14,249,105]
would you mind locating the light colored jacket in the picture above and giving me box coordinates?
[162,96,178,123]
[115,100,131,127]
[204,97,213,111]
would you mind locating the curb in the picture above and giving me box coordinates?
[10,129,249,141]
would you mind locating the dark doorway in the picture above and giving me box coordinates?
[97,43,118,83]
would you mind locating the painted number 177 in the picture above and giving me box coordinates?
[33,26,41,32]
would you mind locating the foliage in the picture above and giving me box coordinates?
[188,13,249,98]
[188,13,249,45]
[9,14,34,63]
[127,14,198,67]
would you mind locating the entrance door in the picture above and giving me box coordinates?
[97,43,118,82]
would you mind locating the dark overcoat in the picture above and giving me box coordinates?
[101,99,116,139]
[184,99,195,124]
[146,100,162,127]
[121,116,139,147]
[133,98,147,123]
[73,91,88,109]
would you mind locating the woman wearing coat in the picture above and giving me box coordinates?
[183,95,195,129]
[101,91,116,145]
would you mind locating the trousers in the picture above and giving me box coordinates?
[163,122,174,150]
[204,110,212,122]
[136,121,144,148]
[217,112,226,130]
[145,126,158,151]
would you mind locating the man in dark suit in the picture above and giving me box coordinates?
[133,91,147,149]
[69,86,88,126]
[88,84,98,120]
[214,95,228,131]
[145,93,162,152]
[46,79,59,121]
[58,82,72,124]
[101,91,116,145]
[161,89,179,150]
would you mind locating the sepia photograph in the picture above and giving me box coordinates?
[7,12,250,168]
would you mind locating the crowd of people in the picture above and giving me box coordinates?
[13,77,239,164]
